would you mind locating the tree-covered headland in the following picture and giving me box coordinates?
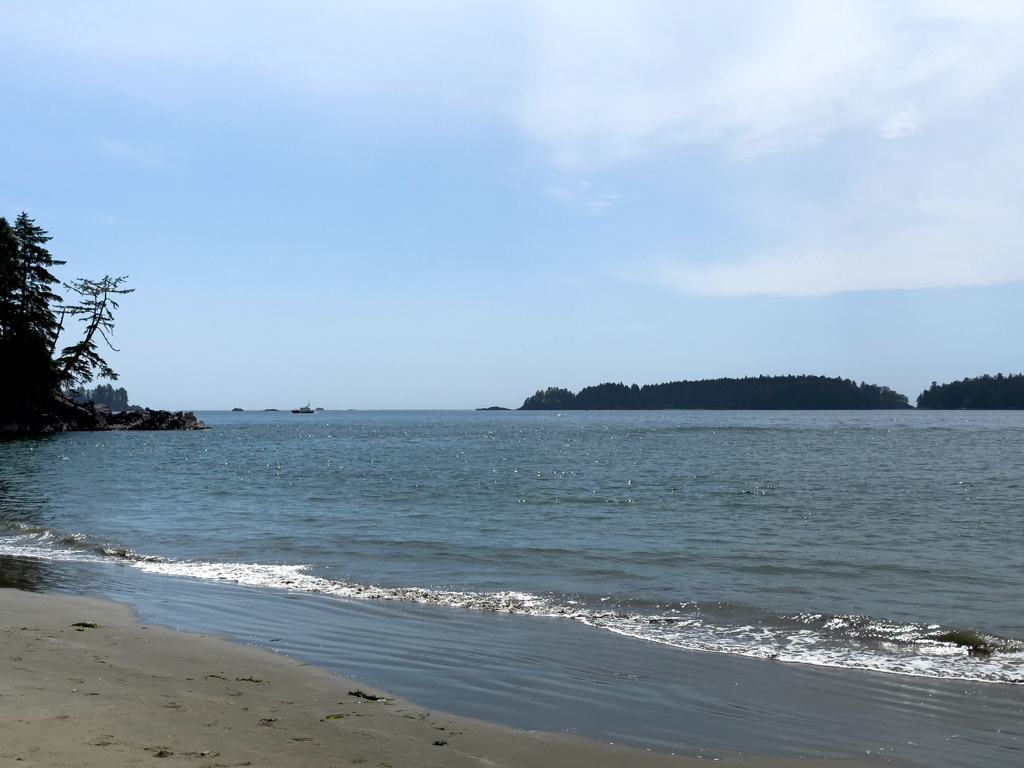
[520,375,912,410]
[2,213,208,432]
[1,213,140,429]
[916,374,1024,409]
[1,214,209,432]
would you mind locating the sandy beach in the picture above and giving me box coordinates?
[0,588,884,768]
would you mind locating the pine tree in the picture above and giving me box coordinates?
[0,213,65,412]
[12,213,65,344]
[1,213,137,426]
[56,276,134,386]
[0,218,18,346]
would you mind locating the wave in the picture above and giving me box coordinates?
[2,521,1022,684]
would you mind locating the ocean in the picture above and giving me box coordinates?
[2,410,1023,766]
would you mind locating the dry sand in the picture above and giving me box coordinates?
[0,589,880,767]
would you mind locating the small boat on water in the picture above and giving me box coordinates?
[292,403,314,414]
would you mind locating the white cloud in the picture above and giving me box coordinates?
[7,1,1024,296]
[520,0,1024,163]
[647,216,1024,297]
[629,139,1024,295]
[517,1,1024,294]
[879,104,923,139]
[547,181,619,215]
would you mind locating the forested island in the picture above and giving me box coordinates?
[917,374,1024,409]
[519,375,912,410]
[1,213,207,433]
[71,383,139,412]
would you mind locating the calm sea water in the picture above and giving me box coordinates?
[2,410,1024,764]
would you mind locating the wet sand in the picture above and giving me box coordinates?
[0,589,881,768]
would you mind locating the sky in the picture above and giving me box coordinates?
[3,0,1024,409]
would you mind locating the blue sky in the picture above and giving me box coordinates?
[3,1,1024,409]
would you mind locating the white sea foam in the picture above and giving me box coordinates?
[0,526,110,563]
[0,542,107,563]
[589,614,1024,684]
[4,531,1023,684]
[132,557,1024,684]
[133,559,565,614]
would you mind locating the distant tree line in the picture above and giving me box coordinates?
[916,374,1024,409]
[70,383,139,413]
[1,212,131,422]
[519,375,912,410]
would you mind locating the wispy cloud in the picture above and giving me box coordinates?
[547,181,618,215]
[626,173,1024,296]
[517,1,1024,294]
[879,103,923,139]
[7,1,1024,297]
[519,1,1024,164]
[93,136,166,171]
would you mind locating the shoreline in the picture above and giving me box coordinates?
[0,588,881,767]
[0,392,209,435]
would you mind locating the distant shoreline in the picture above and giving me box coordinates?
[518,373,1024,411]
[519,375,911,411]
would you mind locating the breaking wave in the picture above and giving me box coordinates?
[2,520,1023,684]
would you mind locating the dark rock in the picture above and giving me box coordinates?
[0,392,210,434]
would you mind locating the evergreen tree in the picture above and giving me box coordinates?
[56,276,134,386]
[0,214,65,412]
[0,212,132,424]
[0,218,18,345]
[12,213,65,345]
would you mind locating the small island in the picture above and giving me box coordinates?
[519,375,912,410]
[476,406,510,410]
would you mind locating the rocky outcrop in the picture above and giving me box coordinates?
[0,392,209,434]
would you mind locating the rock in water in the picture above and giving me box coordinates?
[0,393,210,434]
